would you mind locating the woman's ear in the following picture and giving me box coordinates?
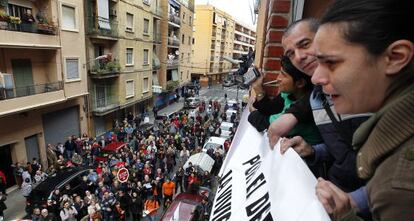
[384,40,414,76]
[295,79,307,89]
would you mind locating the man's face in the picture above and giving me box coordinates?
[282,22,317,76]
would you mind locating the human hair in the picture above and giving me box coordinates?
[320,0,414,96]
[283,18,320,38]
[281,55,312,90]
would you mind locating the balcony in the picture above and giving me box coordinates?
[211,44,216,50]
[167,37,180,47]
[0,81,65,116]
[167,59,179,69]
[89,60,121,79]
[168,14,181,26]
[0,22,60,48]
[153,32,162,44]
[91,94,119,115]
[86,16,119,39]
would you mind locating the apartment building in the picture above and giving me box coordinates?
[192,5,235,87]
[85,0,162,136]
[0,0,88,187]
[232,21,256,72]
[153,0,194,108]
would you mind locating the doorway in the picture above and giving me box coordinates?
[0,144,16,188]
[25,135,40,163]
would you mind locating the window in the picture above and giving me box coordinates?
[188,36,191,45]
[192,38,195,44]
[189,16,192,26]
[62,4,76,30]
[65,58,80,81]
[181,53,184,61]
[143,19,149,34]
[183,12,185,20]
[187,53,190,62]
[143,49,149,65]
[126,80,134,98]
[126,48,134,65]
[181,34,184,44]
[143,77,149,92]
[126,13,133,32]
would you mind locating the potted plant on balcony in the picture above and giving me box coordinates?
[0,10,8,29]
[8,16,21,24]
[36,12,56,34]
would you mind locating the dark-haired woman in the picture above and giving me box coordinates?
[249,56,323,147]
[313,0,414,220]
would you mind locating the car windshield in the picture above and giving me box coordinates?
[204,143,221,150]
[221,125,231,131]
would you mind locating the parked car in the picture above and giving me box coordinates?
[223,80,235,87]
[26,167,92,213]
[155,110,178,121]
[203,136,226,153]
[184,97,201,109]
[220,122,234,139]
[160,187,212,221]
[227,99,240,111]
[226,109,238,122]
[95,141,128,162]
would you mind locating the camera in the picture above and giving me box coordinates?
[243,66,261,85]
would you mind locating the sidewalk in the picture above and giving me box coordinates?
[4,186,26,220]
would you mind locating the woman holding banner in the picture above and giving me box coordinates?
[312,0,414,220]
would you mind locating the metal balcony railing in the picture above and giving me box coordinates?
[167,37,180,46]
[86,16,119,38]
[0,81,63,100]
[0,21,57,35]
[92,94,119,112]
[168,14,181,25]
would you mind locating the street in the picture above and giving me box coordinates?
[2,84,246,221]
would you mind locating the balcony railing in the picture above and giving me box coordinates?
[168,14,181,25]
[153,32,162,43]
[0,21,57,35]
[92,94,119,113]
[167,59,179,68]
[0,81,63,100]
[86,16,119,38]
[167,37,180,46]
[90,60,121,78]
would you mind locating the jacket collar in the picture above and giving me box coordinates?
[353,84,414,179]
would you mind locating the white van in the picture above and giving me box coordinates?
[220,122,234,139]
[203,136,226,153]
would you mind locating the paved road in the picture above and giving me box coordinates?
[198,84,249,104]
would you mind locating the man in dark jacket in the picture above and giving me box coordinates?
[64,136,76,159]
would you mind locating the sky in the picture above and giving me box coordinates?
[194,0,257,29]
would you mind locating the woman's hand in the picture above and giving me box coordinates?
[316,178,352,220]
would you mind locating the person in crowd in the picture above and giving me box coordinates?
[41,208,57,221]
[0,170,6,195]
[87,199,101,221]
[31,207,42,221]
[64,136,76,160]
[162,177,175,208]
[0,192,6,221]
[130,191,143,221]
[143,195,159,221]
[60,201,78,221]
[309,0,414,220]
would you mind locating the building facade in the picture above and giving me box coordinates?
[152,0,194,108]
[0,0,88,188]
[232,21,256,72]
[192,5,235,87]
[85,0,161,137]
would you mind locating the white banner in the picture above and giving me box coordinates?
[210,110,330,221]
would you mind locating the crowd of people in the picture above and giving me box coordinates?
[2,98,239,221]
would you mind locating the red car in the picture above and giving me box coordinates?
[94,142,128,162]
[160,187,211,221]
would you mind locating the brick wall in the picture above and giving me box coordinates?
[262,0,291,96]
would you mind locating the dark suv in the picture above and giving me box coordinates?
[25,167,91,213]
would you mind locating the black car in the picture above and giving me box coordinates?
[26,167,91,213]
